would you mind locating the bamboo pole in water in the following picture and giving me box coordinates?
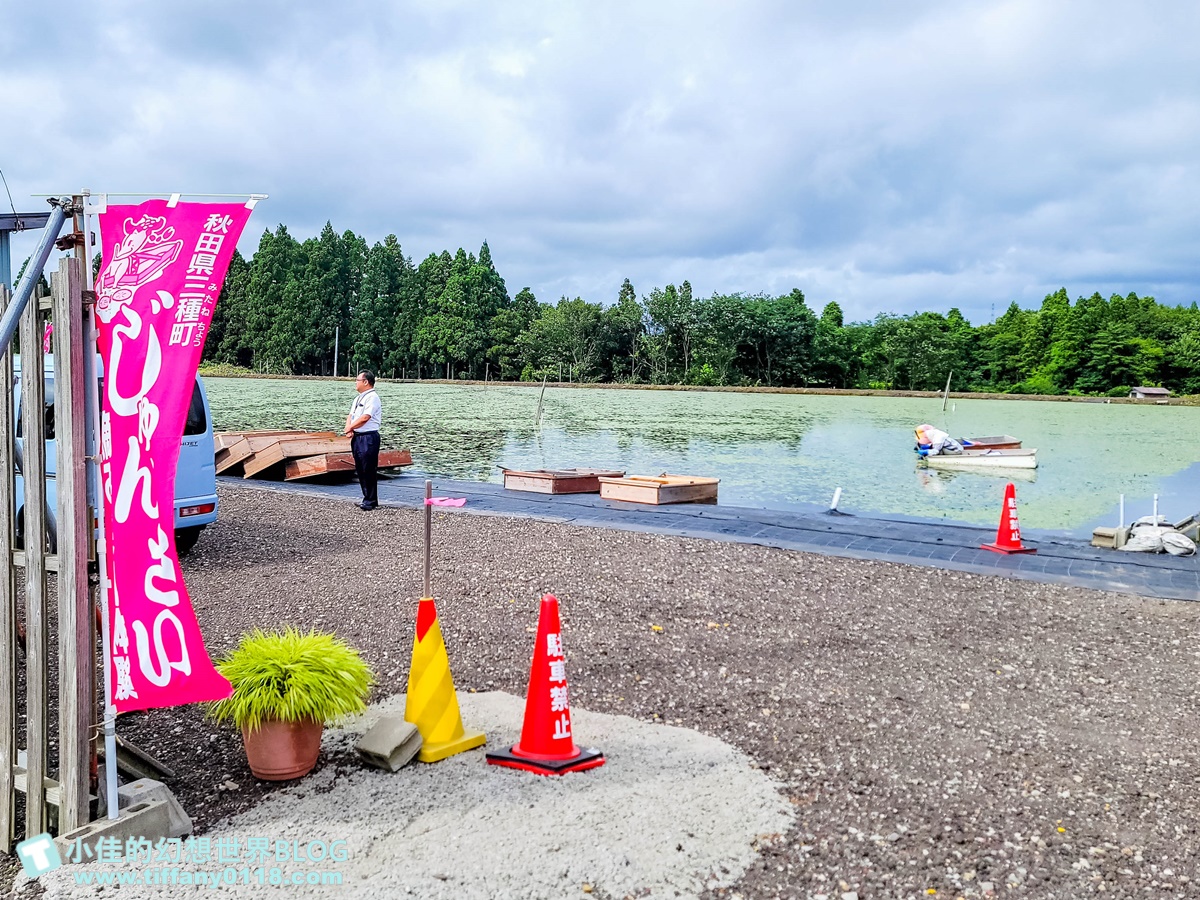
[534,375,548,427]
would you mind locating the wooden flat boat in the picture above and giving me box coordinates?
[500,467,626,494]
[960,434,1022,450]
[921,448,1038,471]
[285,449,412,481]
[215,430,411,481]
[598,474,719,505]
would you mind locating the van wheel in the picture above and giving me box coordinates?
[175,527,203,557]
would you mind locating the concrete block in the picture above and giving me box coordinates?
[53,800,172,863]
[118,778,192,838]
[355,716,423,772]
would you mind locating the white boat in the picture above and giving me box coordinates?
[920,448,1038,470]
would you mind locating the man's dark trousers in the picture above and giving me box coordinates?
[351,431,381,508]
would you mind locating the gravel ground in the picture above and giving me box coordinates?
[12,482,1200,899]
[25,691,794,899]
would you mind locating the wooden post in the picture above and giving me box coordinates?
[0,284,15,851]
[52,258,91,831]
[19,295,48,837]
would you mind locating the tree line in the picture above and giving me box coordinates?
[203,222,1200,396]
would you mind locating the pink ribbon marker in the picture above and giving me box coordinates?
[426,497,467,507]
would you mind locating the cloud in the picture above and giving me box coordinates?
[3,1,1200,323]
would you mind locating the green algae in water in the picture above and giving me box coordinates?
[203,378,1200,535]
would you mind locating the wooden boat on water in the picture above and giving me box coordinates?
[598,474,719,505]
[915,425,1023,452]
[920,448,1038,471]
[960,434,1022,450]
[500,467,625,494]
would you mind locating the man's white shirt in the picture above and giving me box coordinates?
[350,389,381,432]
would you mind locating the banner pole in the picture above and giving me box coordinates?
[81,190,119,820]
[423,480,432,598]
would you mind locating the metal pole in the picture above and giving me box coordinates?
[941,371,952,412]
[0,230,10,291]
[423,480,432,598]
[81,191,119,820]
[333,325,338,378]
[0,200,68,355]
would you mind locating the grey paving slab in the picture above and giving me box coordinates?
[221,473,1200,603]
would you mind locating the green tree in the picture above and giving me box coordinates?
[812,301,851,387]
[488,287,538,380]
[1168,328,1200,393]
[353,235,413,376]
[1076,323,1163,393]
[520,297,604,381]
[244,225,305,373]
[602,278,646,382]
[207,249,250,365]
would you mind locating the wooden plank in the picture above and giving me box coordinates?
[244,432,338,452]
[13,770,64,809]
[217,429,324,443]
[243,438,352,479]
[0,284,15,852]
[215,437,252,474]
[284,453,348,481]
[599,475,719,505]
[213,430,313,451]
[51,258,91,832]
[97,734,175,782]
[271,436,350,456]
[377,449,412,470]
[19,300,48,837]
[284,449,412,481]
[656,480,720,504]
[11,550,59,572]
[241,442,287,478]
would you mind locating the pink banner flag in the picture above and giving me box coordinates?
[95,199,254,712]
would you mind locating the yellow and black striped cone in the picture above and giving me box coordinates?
[404,596,486,762]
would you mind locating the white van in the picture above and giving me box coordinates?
[13,359,218,555]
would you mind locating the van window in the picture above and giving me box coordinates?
[19,379,205,438]
[184,381,207,436]
[15,403,54,440]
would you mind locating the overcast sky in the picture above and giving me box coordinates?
[2,1,1199,325]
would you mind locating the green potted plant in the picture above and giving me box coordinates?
[208,628,374,780]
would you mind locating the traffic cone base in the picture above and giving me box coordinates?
[420,728,487,763]
[981,482,1037,555]
[984,540,1041,554]
[981,540,1036,555]
[405,597,487,762]
[485,744,605,775]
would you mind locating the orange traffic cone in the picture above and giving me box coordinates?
[981,482,1037,554]
[486,594,605,775]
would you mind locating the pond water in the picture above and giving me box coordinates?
[204,378,1200,537]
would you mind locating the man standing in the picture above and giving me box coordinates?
[345,369,382,510]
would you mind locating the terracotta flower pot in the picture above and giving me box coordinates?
[241,717,324,781]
